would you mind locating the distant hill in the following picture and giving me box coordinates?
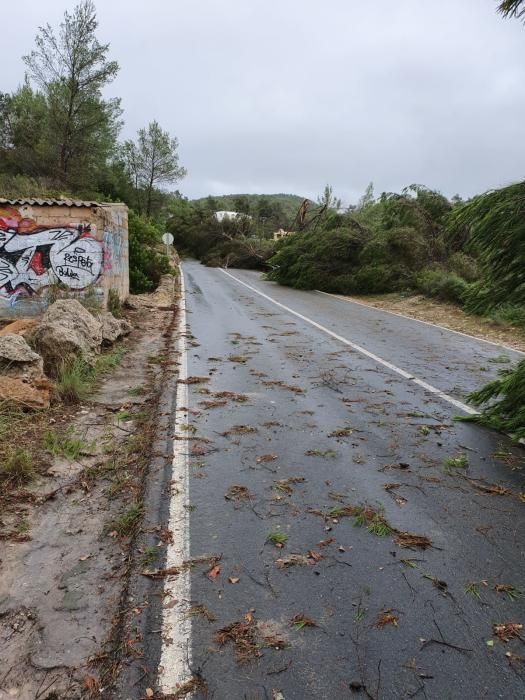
[191,193,311,223]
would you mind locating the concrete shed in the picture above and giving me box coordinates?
[0,198,129,318]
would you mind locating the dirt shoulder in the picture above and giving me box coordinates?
[0,277,179,699]
[335,292,525,353]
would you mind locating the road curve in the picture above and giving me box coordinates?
[155,261,525,699]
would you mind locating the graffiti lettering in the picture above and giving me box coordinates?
[63,253,95,271]
[55,267,81,281]
[0,206,104,299]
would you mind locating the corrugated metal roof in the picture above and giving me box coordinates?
[0,198,124,208]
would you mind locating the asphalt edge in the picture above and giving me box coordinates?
[111,277,182,699]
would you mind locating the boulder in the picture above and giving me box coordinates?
[0,319,39,337]
[0,375,52,409]
[97,312,133,345]
[29,300,103,377]
[0,333,44,381]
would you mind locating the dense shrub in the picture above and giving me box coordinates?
[448,252,479,282]
[488,303,525,328]
[415,269,470,304]
[128,212,172,293]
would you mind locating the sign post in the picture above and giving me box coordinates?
[162,232,174,258]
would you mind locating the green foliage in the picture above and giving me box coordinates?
[191,193,306,225]
[488,304,525,328]
[55,356,94,403]
[0,83,50,177]
[266,528,288,545]
[128,212,172,293]
[498,0,525,20]
[462,359,525,439]
[268,223,369,291]
[43,427,90,460]
[55,349,123,402]
[112,501,143,537]
[447,181,525,313]
[415,269,470,304]
[107,289,122,317]
[0,449,35,486]
[121,120,186,217]
[268,184,469,299]
[21,0,121,190]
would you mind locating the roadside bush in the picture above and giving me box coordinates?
[448,252,479,283]
[415,269,470,304]
[129,212,172,293]
[488,303,525,328]
[353,264,413,294]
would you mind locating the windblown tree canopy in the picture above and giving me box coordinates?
[447,181,525,312]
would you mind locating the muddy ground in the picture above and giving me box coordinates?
[0,278,178,699]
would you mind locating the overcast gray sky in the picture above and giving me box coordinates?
[3,0,525,203]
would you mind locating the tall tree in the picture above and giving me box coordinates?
[122,121,186,217]
[497,0,525,20]
[23,0,121,188]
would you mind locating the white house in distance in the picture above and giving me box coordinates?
[273,228,295,241]
[214,211,252,222]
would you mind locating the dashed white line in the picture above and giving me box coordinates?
[221,269,478,415]
[318,290,525,356]
[158,268,192,692]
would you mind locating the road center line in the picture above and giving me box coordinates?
[158,268,192,692]
[221,269,478,415]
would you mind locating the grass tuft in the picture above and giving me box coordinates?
[43,427,92,460]
[0,448,35,486]
[112,501,143,537]
[443,453,469,472]
[266,528,288,546]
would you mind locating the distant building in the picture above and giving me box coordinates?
[215,211,252,222]
[273,228,295,241]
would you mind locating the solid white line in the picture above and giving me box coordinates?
[221,269,478,415]
[318,290,525,356]
[158,268,192,692]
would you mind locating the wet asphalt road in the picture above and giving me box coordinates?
[167,261,525,699]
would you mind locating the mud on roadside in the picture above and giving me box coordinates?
[0,276,179,699]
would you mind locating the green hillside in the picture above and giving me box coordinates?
[191,193,310,224]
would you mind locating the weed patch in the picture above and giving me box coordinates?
[0,449,35,486]
[266,528,288,547]
[443,453,468,472]
[43,427,92,460]
[112,501,143,537]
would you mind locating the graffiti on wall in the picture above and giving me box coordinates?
[0,206,104,299]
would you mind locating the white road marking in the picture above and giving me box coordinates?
[158,268,192,691]
[318,290,525,356]
[221,269,478,415]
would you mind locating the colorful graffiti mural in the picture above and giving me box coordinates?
[0,206,104,299]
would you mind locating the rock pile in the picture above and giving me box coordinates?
[0,300,132,409]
